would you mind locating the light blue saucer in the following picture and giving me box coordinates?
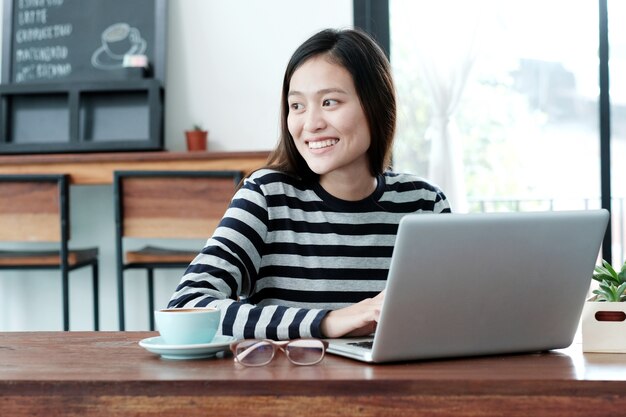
[139,335,236,360]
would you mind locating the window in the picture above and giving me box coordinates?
[355,0,620,263]
[609,0,626,264]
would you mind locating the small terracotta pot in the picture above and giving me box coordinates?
[185,130,208,152]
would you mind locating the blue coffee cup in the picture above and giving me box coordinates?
[155,307,220,345]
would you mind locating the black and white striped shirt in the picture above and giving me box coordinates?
[168,169,451,340]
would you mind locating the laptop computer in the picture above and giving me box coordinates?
[326,209,610,363]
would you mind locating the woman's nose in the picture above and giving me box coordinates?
[303,107,326,132]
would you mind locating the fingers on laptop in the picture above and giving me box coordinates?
[321,291,384,338]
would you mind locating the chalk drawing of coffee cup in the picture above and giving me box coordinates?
[91,22,147,69]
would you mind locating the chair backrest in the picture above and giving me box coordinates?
[0,175,67,242]
[114,170,243,239]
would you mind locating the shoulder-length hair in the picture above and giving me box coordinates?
[265,28,396,181]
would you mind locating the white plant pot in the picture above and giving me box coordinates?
[581,299,626,353]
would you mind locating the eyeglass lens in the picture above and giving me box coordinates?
[285,340,325,365]
[234,340,275,366]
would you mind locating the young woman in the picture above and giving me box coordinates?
[168,28,451,340]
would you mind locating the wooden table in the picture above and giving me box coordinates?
[1,332,626,416]
[0,150,270,184]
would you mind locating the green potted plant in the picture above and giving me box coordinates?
[185,124,208,152]
[582,259,626,352]
[592,260,626,302]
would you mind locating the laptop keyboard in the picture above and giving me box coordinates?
[348,341,373,350]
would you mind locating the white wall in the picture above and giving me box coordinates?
[165,0,353,152]
[0,0,352,331]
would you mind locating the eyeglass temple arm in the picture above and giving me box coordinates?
[234,341,266,361]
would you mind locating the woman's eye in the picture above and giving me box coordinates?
[290,103,303,111]
[322,99,338,107]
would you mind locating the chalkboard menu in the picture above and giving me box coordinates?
[0,0,167,154]
[3,0,165,84]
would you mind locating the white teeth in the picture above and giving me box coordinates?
[308,139,338,149]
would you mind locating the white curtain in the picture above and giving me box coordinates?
[396,1,488,212]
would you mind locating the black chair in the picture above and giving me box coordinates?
[0,174,99,330]
[114,170,243,330]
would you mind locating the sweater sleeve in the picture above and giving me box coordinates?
[435,188,452,213]
[167,174,329,340]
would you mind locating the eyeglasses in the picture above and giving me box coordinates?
[230,339,329,366]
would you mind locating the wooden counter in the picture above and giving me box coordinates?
[0,151,271,184]
[1,331,626,416]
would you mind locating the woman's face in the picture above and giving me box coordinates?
[287,55,371,179]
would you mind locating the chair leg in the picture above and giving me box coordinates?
[147,268,155,331]
[92,261,99,331]
[62,267,69,331]
[117,264,125,331]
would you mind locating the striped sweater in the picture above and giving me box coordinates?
[168,169,451,340]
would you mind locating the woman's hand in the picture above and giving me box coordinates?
[320,291,385,338]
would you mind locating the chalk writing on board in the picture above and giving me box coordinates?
[15,24,72,43]
[14,0,71,83]
[91,23,146,70]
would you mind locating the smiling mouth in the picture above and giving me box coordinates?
[307,139,338,150]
